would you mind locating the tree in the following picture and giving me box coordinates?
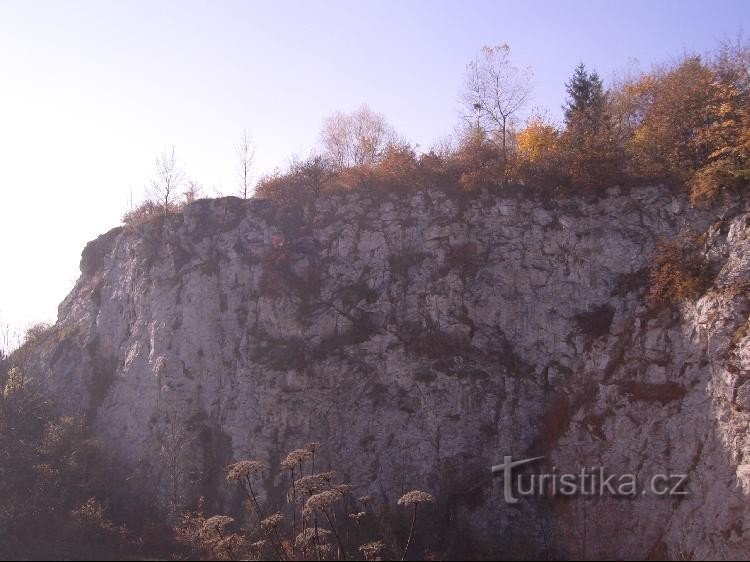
[320,105,397,169]
[0,320,13,368]
[461,44,533,183]
[159,413,198,521]
[236,130,256,199]
[254,155,334,206]
[370,142,421,191]
[690,39,750,204]
[452,127,504,191]
[622,56,716,184]
[563,63,606,128]
[149,147,185,214]
[560,64,623,189]
[513,111,562,186]
[183,181,203,204]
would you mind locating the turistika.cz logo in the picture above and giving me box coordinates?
[491,456,688,504]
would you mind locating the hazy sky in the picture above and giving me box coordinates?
[0,0,748,343]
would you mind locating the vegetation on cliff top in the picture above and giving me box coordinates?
[123,39,748,228]
[252,41,748,206]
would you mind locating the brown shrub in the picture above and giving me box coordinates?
[122,199,173,226]
[647,233,713,306]
[417,150,460,190]
[689,159,747,206]
[255,156,334,206]
[23,322,52,346]
[326,164,375,192]
[452,131,504,191]
[370,143,421,191]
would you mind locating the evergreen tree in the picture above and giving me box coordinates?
[564,63,606,129]
[561,63,623,188]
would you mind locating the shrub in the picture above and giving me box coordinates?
[23,322,52,346]
[122,199,173,226]
[689,159,746,206]
[255,156,335,206]
[370,143,421,191]
[326,164,375,192]
[417,150,460,190]
[648,233,713,306]
[511,113,563,188]
[452,129,504,191]
[0,368,137,559]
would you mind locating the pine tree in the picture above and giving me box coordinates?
[564,63,606,129]
[561,63,622,189]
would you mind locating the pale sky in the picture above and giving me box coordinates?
[0,0,747,345]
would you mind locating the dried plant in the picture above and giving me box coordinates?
[293,471,337,498]
[398,491,435,561]
[349,511,366,525]
[281,448,314,471]
[174,444,436,561]
[227,460,266,481]
[193,515,246,560]
[359,540,386,561]
[226,459,266,519]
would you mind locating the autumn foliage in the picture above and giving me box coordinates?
[647,232,713,306]
[253,41,748,207]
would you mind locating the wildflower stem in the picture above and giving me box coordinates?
[242,474,265,519]
[322,507,347,561]
[401,504,418,561]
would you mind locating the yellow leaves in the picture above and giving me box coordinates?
[619,56,719,183]
[516,116,559,164]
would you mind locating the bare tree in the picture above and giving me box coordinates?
[183,181,203,204]
[160,413,198,521]
[236,130,256,199]
[321,111,352,169]
[0,317,14,363]
[148,146,184,214]
[320,105,397,169]
[462,44,533,181]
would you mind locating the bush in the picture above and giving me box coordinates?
[511,114,564,188]
[370,143,421,191]
[689,159,744,205]
[23,322,52,346]
[0,368,135,558]
[255,156,334,206]
[122,199,172,226]
[325,164,375,192]
[417,150,460,190]
[647,233,713,306]
[452,129,504,191]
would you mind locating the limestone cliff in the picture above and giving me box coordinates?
[24,185,750,559]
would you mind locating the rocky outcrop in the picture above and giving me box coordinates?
[24,185,750,559]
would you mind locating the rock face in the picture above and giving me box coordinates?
[26,186,750,559]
